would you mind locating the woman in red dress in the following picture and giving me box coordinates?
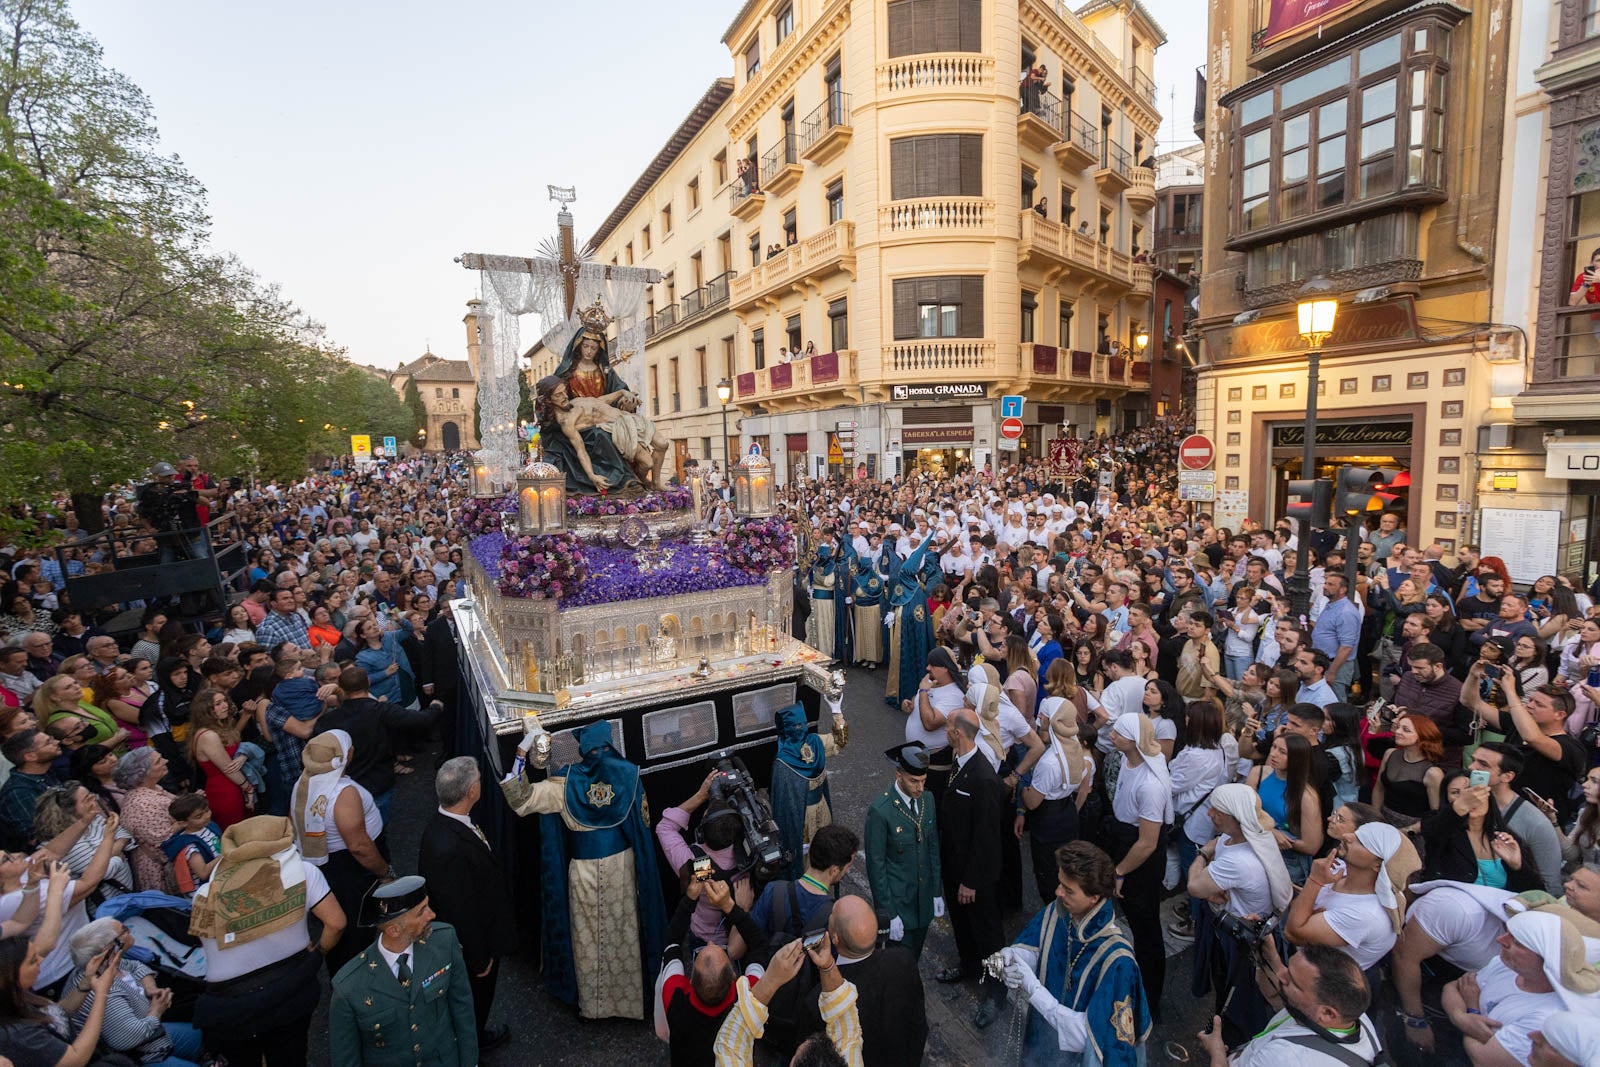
[186,686,253,829]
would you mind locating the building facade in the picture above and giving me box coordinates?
[1195,0,1513,546]
[576,0,1165,485]
[388,305,483,453]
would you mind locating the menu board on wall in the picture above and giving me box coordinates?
[1478,508,1563,586]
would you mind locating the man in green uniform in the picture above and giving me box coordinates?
[864,742,945,959]
[330,876,479,1067]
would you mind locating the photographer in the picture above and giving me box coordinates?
[656,875,766,1067]
[712,937,862,1067]
[658,770,758,953]
[1196,944,1383,1067]
[1462,671,1588,822]
[1186,784,1294,1045]
[136,462,202,563]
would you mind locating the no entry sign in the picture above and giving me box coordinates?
[1179,434,1215,471]
[1000,417,1025,440]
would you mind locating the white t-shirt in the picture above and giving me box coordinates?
[1031,736,1093,800]
[1313,884,1397,971]
[1208,836,1274,918]
[1234,1012,1384,1067]
[319,779,384,858]
[1476,956,1564,1065]
[1113,760,1169,826]
[1096,677,1148,752]
[905,683,964,749]
[197,856,331,982]
[0,880,92,988]
[1169,744,1232,816]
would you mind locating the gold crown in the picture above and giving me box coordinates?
[577,299,610,335]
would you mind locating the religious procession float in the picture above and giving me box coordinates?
[448,214,845,906]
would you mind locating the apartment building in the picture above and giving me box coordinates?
[575,0,1165,485]
[1195,0,1513,549]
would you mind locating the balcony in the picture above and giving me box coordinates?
[886,339,997,376]
[1053,110,1100,173]
[1126,166,1156,214]
[1130,67,1158,108]
[879,197,995,243]
[1095,142,1133,196]
[743,350,861,410]
[1131,262,1154,294]
[761,136,803,198]
[728,180,765,222]
[799,93,852,165]
[876,52,995,97]
[1023,343,1148,398]
[643,271,735,344]
[1154,226,1204,252]
[728,219,856,311]
[1017,211,1135,289]
[1019,89,1066,152]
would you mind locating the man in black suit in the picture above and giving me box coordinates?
[417,756,515,1052]
[796,894,926,1066]
[936,706,1007,1028]
[420,600,461,755]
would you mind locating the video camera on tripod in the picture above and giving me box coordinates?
[698,749,790,882]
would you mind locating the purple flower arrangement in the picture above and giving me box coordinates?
[459,493,516,536]
[566,485,694,518]
[563,544,766,607]
[721,517,795,574]
[497,531,587,601]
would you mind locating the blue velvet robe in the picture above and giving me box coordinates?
[886,532,941,708]
[537,724,667,1014]
[1014,898,1150,1066]
[768,703,830,879]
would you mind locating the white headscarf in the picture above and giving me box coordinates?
[293,729,352,865]
[1353,821,1403,914]
[1540,1011,1600,1064]
[965,677,1004,765]
[1112,712,1173,821]
[1505,910,1600,1015]
[1209,783,1293,913]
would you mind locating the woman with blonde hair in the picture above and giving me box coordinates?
[1001,634,1038,720]
[32,675,127,753]
[186,687,252,829]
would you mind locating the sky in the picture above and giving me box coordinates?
[74,0,1207,370]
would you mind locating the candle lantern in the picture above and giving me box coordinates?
[733,451,775,518]
[469,451,501,499]
[517,460,567,534]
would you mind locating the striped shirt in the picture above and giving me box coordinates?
[712,975,863,1067]
[68,959,173,1059]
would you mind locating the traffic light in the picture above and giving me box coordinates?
[1335,466,1403,517]
[1286,478,1333,532]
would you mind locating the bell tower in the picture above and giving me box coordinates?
[463,298,484,378]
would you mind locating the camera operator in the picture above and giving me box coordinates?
[656,874,766,1067]
[1186,784,1294,1045]
[136,462,203,563]
[1196,944,1383,1067]
[658,770,757,953]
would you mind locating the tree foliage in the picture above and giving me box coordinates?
[401,375,427,439]
[0,0,414,506]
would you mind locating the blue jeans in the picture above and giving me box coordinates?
[374,789,393,825]
[1176,833,1202,927]
[1225,653,1253,682]
[148,1021,203,1066]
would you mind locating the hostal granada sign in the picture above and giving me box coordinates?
[891,383,987,402]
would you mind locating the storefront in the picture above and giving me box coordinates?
[1264,419,1414,528]
[901,426,976,473]
[887,382,993,476]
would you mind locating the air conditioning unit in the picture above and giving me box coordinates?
[1484,422,1514,451]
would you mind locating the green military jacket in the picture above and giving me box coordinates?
[863,783,941,930]
[329,921,478,1067]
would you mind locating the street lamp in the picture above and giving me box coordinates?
[716,377,733,497]
[1134,329,1149,353]
[1286,276,1340,620]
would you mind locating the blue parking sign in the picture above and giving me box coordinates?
[1001,395,1024,420]
[382,436,397,453]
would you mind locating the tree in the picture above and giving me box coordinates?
[401,375,427,440]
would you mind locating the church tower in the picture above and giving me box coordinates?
[463,299,484,379]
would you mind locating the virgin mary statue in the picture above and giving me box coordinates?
[542,306,667,493]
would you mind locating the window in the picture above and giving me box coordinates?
[826,180,845,223]
[892,276,984,339]
[1021,290,1037,343]
[1059,301,1075,347]
[625,242,633,265]
[752,328,766,370]
[1099,206,1112,241]
[452,388,460,398]
[1588,0,1600,39]
[1062,75,1075,115]
[649,366,660,416]
[888,134,983,199]
[1097,314,1111,354]
[886,0,981,57]
[702,436,713,458]
[782,209,797,246]
[786,315,802,352]
[744,37,761,79]
[781,100,797,163]
[662,204,673,234]
[1021,170,1037,209]
[642,225,652,252]
[1061,185,1076,225]
[696,347,708,404]
[1243,213,1419,290]
[669,358,680,411]
[714,151,728,187]
[435,388,443,398]
[828,298,849,351]
[749,231,762,266]
[1554,123,1600,378]
[1227,15,1453,235]
[688,177,700,212]
[825,56,844,124]
[775,3,794,43]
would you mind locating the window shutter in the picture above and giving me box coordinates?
[958,135,983,195]
[911,0,936,56]
[959,276,984,337]
[890,138,915,200]
[958,0,982,51]
[893,280,918,340]
[932,0,961,51]
[887,1,912,57]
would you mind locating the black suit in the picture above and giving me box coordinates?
[939,749,1005,995]
[421,613,461,750]
[796,946,926,1067]
[417,809,516,1037]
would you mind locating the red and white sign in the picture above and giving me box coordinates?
[1179,434,1215,471]
[999,417,1025,441]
